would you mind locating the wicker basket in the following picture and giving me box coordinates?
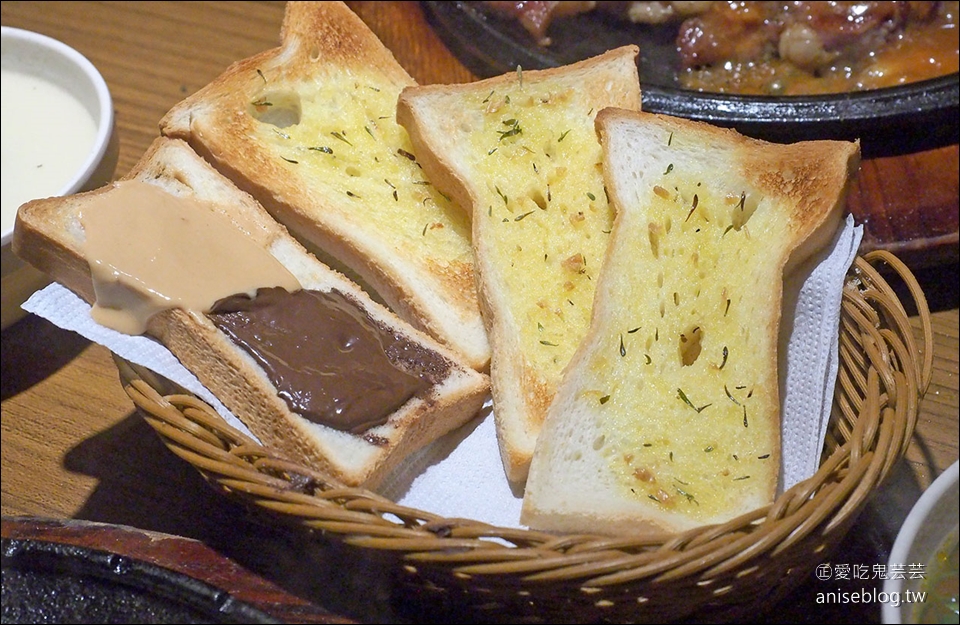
[115,250,933,624]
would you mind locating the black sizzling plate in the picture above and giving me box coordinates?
[422,1,960,158]
[2,537,280,624]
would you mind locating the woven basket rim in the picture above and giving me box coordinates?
[116,249,933,622]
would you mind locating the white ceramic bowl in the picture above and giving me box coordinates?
[1,26,117,329]
[882,460,959,624]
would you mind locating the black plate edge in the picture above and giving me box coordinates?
[2,536,282,624]
[642,78,960,156]
[422,1,960,157]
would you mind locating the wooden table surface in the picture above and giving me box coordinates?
[2,2,958,623]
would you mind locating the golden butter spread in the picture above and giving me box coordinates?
[580,174,779,521]
[248,73,474,272]
[465,81,613,382]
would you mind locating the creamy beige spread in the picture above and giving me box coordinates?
[80,180,301,334]
[79,179,444,434]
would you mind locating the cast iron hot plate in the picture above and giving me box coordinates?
[2,536,280,624]
[422,1,960,158]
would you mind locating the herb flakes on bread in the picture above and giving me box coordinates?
[13,137,490,490]
[159,1,489,371]
[396,46,642,484]
[521,110,860,535]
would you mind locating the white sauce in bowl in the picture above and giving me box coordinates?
[1,68,98,234]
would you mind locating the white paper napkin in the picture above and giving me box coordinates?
[21,215,861,528]
[779,213,863,491]
[21,285,254,440]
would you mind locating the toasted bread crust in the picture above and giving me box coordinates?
[160,1,489,371]
[13,137,489,489]
[397,46,642,484]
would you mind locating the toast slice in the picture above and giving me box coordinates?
[13,137,489,490]
[159,1,489,371]
[396,46,642,484]
[521,110,860,535]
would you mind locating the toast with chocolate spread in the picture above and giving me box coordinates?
[396,46,642,484]
[159,0,490,372]
[12,137,490,490]
[521,110,860,535]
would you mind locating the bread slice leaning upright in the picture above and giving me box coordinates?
[159,1,488,371]
[521,110,860,535]
[13,137,489,490]
[397,46,642,484]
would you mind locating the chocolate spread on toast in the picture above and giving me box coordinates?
[209,287,445,433]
